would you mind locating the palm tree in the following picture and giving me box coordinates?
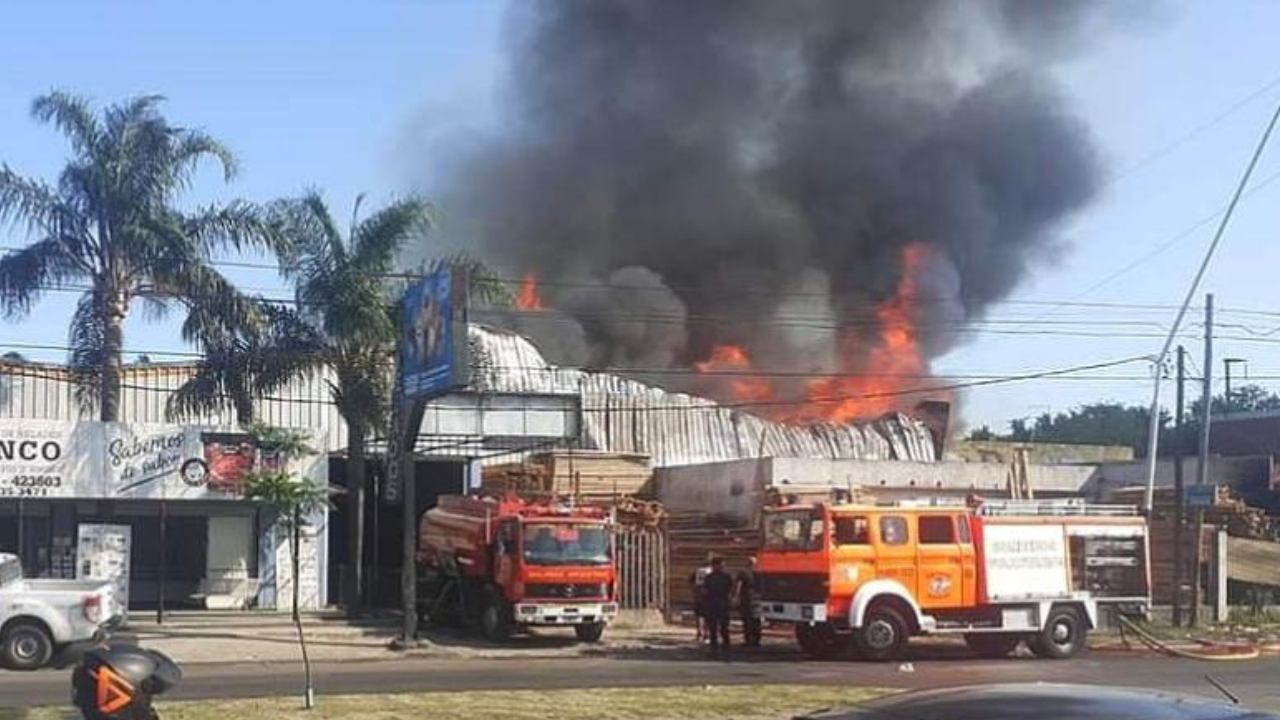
[172,191,433,615]
[0,92,275,420]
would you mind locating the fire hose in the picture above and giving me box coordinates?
[1115,615,1261,661]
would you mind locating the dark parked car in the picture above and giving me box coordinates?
[800,684,1279,720]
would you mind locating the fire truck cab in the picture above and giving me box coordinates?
[754,498,1150,661]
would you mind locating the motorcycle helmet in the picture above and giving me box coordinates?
[72,645,182,720]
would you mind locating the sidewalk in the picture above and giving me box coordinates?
[113,610,698,665]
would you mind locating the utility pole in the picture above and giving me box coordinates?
[1172,346,1186,627]
[1192,293,1214,627]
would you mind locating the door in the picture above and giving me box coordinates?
[956,514,978,606]
[494,519,519,599]
[873,513,917,597]
[915,514,964,609]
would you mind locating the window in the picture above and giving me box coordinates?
[834,516,870,545]
[880,516,909,546]
[763,509,826,551]
[919,516,956,544]
[957,515,972,544]
[498,523,518,557]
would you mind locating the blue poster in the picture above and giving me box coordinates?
[401,267,465,399]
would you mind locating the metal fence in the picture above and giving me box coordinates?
[614,526,667,611]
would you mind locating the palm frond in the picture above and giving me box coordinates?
[172,130,239,183]
[183,200,281,256]
[30,91,101,156]
[351,197,434,274]
[0,166,61,236]
[68,289,105,415]
[0,237,85,318]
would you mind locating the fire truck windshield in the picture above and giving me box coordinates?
[763,508,826,551]
[522,523,611,566]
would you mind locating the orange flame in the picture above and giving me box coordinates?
[516,272,547,311]
[691,243,934,424]
[798,242,930,422]
[695,343,775,402]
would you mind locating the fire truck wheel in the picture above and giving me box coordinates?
[963,633,1023,658]
[574,622,606,643]
[480,592,512,642]
[855,605,909,661]
[795,623,846,659]
[1031,606,1087,659]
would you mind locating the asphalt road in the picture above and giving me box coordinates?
[3,652,1279,711]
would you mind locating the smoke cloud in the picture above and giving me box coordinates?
[418,0,1103,417]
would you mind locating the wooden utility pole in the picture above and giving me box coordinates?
[1172,346,1186,627]
[1191,293,1214,627]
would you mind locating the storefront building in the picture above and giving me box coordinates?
[0,419,327,612]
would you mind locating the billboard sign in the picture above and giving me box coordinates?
[401,266,470,400]
[0,421,312,501]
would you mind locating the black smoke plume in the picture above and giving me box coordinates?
[421,0,1102,416]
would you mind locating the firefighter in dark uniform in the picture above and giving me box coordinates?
[734,555,762,647]
[702,556,734,658]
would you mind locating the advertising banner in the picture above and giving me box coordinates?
[401,266,469,400]
[0,421,305,501]
[77,523,133,615]
[0,421,102,499]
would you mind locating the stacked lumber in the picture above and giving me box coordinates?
[1109,485,1279,540]
[481,451,653,503]
[666,512,761,612]
[610,496,666,529]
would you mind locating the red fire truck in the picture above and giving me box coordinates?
[417,494,619,642]
[754,498,1150,660]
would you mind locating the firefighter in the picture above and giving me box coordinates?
[734,555,762,647]
[702,556,734,658]
[72,645,183,720]
[690,553,715,643]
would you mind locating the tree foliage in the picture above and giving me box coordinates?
[970,384,1280,457]
[0,92,278,418]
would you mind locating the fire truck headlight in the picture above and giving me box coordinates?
[801,606,815,620]
[519,605,539,616]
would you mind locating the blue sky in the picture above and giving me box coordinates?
[2,1,1280,431]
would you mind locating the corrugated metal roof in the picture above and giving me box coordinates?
[0,326,940,466]
[466,324,939,467]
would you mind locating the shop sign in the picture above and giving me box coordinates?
[0,421,308,501]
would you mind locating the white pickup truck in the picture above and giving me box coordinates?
[0,552,123,670]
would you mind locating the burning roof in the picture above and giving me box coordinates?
[465,324,939,467]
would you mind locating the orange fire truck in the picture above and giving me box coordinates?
[417,494,619,642]
[754,498,1150,660]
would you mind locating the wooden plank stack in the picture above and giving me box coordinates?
[665,512,761,613]
[1109,485,1279,540]
[481,450,653,503]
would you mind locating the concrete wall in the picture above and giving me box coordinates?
[654,458,769,520]
[953,440,1134,465]
[771,457,1095,495]
[1091,455,1270,502]
[655,456,1100,524]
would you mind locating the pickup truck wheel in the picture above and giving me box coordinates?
[480,594,512,642]
[854,606,909,662]
[1030,606,1087,659]
[795,623,846,659]
[964,633,1023,658]
[574,622,606,643]
[2,621,54,671]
